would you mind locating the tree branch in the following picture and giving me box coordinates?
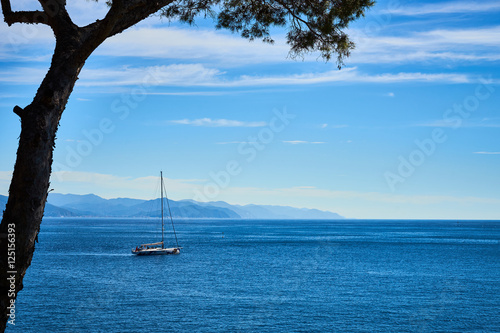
[93,0,176,39]
[1,0,48,26]
[37,0,76,36]
[13,105,24,118]
[79,0,176,54]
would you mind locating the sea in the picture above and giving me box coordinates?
[7,218,500,332]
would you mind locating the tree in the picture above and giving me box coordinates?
[0,0,374,330]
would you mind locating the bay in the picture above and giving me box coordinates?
[8,219,500,332]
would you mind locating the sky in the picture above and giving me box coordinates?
[0,0,499,219]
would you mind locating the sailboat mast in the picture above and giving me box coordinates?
[161,171,164,248]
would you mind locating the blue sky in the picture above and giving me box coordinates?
[1,0,499,219]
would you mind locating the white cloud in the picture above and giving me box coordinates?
[93,23,500,67]
[424,27,500,46]
[0,59,478,88]
[170,118,267,127]
[0,67,48,84]
[384,1,500,16]
[230,69,470,86]
[97,27,289,65]
[78,64,223,87]
[3,3,500,70]
[68,65,475,88]
[352,26,500,64]
[473,152,500,155]
[0,16,54,61]
[95,24,500,68]
[0,64,474,88]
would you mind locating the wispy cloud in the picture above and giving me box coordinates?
[473,151,500,155]
[170,118,267,127]
[352,26,500,64]
[424,27,500,46]
[2,4,499,70]
[97,27,289,65]
[78,23,500,67]
[0,67,48,84]
[78,64,223,87]
[229,70,471,86]
[0,21,54,62]
[283,141,326,145]
[0,64,474,87]
[383,1,500,16]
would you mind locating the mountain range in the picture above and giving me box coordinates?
[0,193,343,219]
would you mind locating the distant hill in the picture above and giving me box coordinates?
[182,200,344,219]
[1,193,344,219]
[0,194,76,217]
[47,193,148,217]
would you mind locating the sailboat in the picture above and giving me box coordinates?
[132,171,181,255]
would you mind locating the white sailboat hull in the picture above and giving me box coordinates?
[132,247,180,256]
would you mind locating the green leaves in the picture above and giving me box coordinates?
[162,0,375,67]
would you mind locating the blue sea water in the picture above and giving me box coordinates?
[7,218,500,332]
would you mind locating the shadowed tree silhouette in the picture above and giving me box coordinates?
[0,0,374,330]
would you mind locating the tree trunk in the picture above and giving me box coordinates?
[0,48,84,331]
